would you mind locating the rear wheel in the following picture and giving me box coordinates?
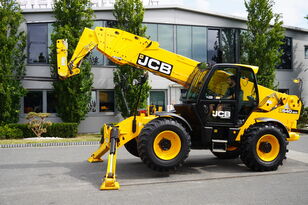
[240,123,288,171]
[137,118,191,171]
[211,146,240,159]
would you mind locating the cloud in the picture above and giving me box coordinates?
[157,0,308,28]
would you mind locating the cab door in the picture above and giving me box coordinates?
[197,65,259,127]
[198,65,239,126]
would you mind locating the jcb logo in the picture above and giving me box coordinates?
[137,54,173,75]
[212,111,231,119]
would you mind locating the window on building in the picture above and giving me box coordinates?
[278,89,289,94]
[99,91,115,112]
[47,91,57,113]
[208,29,221,64]
[239,29,248,63]
[48,23,54,58]
[106,20,117,28]
[150,90,166,111]
[180,89,187,102]
[144,23,158,41]
[221,28,236,63]
[88,91,97,112]
[192,26,207,62]
[24,91,43,113]
[158,24,174,52]
[28,24,48,64]
[305,46,308,59]
[177,25,192,58]
[278,37,292,69]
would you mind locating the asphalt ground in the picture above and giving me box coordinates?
[0,134,308,205]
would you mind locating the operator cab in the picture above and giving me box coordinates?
[175,64,259,148]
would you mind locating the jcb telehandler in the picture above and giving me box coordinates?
[57,27,301,190]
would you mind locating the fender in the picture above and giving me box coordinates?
[255,117,290,138]
[155,112,192,132]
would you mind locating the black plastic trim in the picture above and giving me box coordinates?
[155,112,192,132]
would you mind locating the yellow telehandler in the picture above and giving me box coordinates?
[56,27,301,190]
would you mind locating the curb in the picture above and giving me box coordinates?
[0,141,100,148]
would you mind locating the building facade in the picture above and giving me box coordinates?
[19,5,308,133]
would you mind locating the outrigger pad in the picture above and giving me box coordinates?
[100,178,120,190]
[87,156,104,163]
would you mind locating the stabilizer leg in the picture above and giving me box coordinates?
[100,127,120,190]
[88,124,112,163]
[87,143,109,163]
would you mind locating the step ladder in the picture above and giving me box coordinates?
[212,139,227,153]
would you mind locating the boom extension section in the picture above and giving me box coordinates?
[57,27,199,87]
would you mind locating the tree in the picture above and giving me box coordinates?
[49,0,94,124]
[0,0,26,125]
[113,0,151,118]
[241,0,285,89]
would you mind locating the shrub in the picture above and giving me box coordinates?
[5,123,78,139]
[298,106,308,128]
[26,112,52,138]
[44,123,78,138]
[8,123,36,138]
[0,125,23,139]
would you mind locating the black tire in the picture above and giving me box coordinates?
[124,139,139,157]
[211,146,241,159]
[240,123,288,171]
[137,118,191,172]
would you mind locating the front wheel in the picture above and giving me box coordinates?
[137,118,191,172]
[240,123,288,171]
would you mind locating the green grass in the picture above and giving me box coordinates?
[0,134,101,145]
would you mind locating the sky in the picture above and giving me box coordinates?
[158,0,308,29]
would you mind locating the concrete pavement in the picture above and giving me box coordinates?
[0,134,307,205]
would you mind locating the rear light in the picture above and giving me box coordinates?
[138,109,147,116]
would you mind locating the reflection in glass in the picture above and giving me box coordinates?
[47,91,57,113]
[192,26,207,62]
[24,91,43,113]
[158,24,174,52]
[207,29,221,64]
[144,23,158,41]
[221,28,236,63]
[278,37,292,69]
[150,91,166,111]
[239,29,248,63]
[99,91,115,112]
[88,91,97,112]
[28,24,48,64]
[177,25,192,58]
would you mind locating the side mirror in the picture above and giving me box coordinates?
[139,72,149,85]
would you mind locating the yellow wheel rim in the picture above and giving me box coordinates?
[256,134,280,162]
[153,130,181,160]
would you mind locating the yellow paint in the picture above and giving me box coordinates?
[288,132,300,141]
[256,134,280,162]
[57,27,199,88]
[100,152,120,190]
[153,130,182,160]
[56,27,303,191]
